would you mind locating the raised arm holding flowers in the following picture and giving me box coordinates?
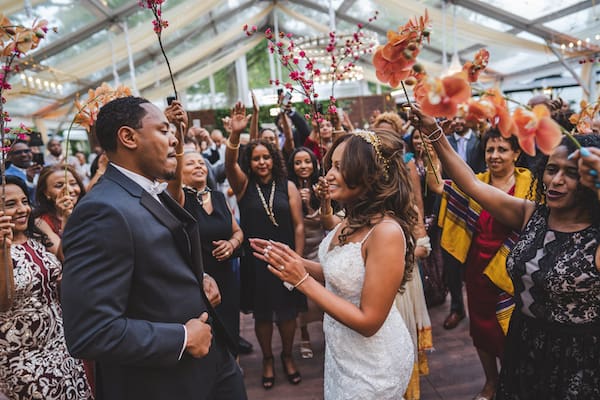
[138,0,177,99]
[243,12,378,159]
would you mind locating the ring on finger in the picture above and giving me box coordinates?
[278,265,285,271]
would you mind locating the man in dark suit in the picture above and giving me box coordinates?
[61,96,246,400]
[442,117,486,330]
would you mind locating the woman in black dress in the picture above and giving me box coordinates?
[171,151,244,352]
[412,105,600,400]
[225,102,306,389]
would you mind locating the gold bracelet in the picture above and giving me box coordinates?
[226,138,240,150]
[321,207,334,216]
[294,272,310,289]
[229,237,240,248]
[175,152,184,158]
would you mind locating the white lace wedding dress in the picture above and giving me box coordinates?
[318,226,414,399]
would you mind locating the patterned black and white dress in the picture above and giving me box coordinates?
[0,239,92,399]
[497,205,600,400]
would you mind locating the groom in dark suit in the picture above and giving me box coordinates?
[61,96,246,400]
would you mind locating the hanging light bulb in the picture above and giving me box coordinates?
[443,3,461,76]
[447,52,462,75]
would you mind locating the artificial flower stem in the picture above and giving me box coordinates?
[0,53,17,310]
[156,32,178,100]
[401,80,439,184]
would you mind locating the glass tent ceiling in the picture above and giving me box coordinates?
[2,0,600,127]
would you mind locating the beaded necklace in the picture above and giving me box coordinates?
[256,180,279,227]
[186,186,211,205]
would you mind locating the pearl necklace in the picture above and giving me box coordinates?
[256,181,279,227]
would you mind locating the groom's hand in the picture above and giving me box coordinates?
[184,312,212,358]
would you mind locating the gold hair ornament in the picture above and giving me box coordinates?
[352,130,390,180]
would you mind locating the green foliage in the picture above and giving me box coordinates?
[246,40,271,89]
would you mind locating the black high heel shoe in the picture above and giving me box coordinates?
[262,356,275,390]
[280,353,302,385]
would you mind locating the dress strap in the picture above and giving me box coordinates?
[360,220,407,255]
[359,226,378,245]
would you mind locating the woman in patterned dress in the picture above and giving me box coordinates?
[0,176,92,399]
[414,105,600,400]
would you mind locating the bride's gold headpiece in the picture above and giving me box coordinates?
[352,130,390,180]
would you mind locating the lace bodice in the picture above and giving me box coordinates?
[507,205,600,324]
[318,226,413,399]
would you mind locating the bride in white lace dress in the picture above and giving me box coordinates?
[251,129,415,399]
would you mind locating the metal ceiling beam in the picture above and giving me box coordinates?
[454,1,594,60]
[547,42,589,96]
[293,0,444,57]
[501,58,580,86]
[32,0,257,119]
[83,0,114,19]
[453,0,599,50]
[18,1,141,65]
[337,0,357,15]
[528,0,595,25]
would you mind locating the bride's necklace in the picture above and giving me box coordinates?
[256,181,279,227]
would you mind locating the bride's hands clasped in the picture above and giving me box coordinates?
[249,238,308,286]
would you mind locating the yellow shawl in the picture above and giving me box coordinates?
[437,167,533,333]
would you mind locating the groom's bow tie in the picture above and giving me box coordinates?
[148,181,168,195]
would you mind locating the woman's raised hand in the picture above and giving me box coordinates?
[230,101,250,134]
[165,100,188,132]
[0,212,14,246]
[572,147,600,192]
[249,238,307,285]
[55,190,75,217]
[314,176,330,201]
[407,103,440,137]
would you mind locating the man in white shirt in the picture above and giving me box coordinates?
[45,137,78,167]
[61,96,246,400]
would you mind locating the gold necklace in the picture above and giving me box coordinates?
[256,181,279,227]
[493,174,515,192]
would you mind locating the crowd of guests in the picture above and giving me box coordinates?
[0,89,599,400]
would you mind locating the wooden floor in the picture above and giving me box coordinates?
[239,292,485,400]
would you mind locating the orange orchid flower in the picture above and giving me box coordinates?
[414,72,471,119]
[512,104,562,156]
[372,10,430,89]
[14,29,35,53]
[569,98,600,134]
[463,48,489,83]
[483,89,517,138]
[373,46,414,88]
[74,83,132,131]
[0,13,13,44]
[465,98,495,122]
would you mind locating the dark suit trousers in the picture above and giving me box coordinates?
[206,340,247,400]
[442,249,465,314]
[95,339,246,400]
